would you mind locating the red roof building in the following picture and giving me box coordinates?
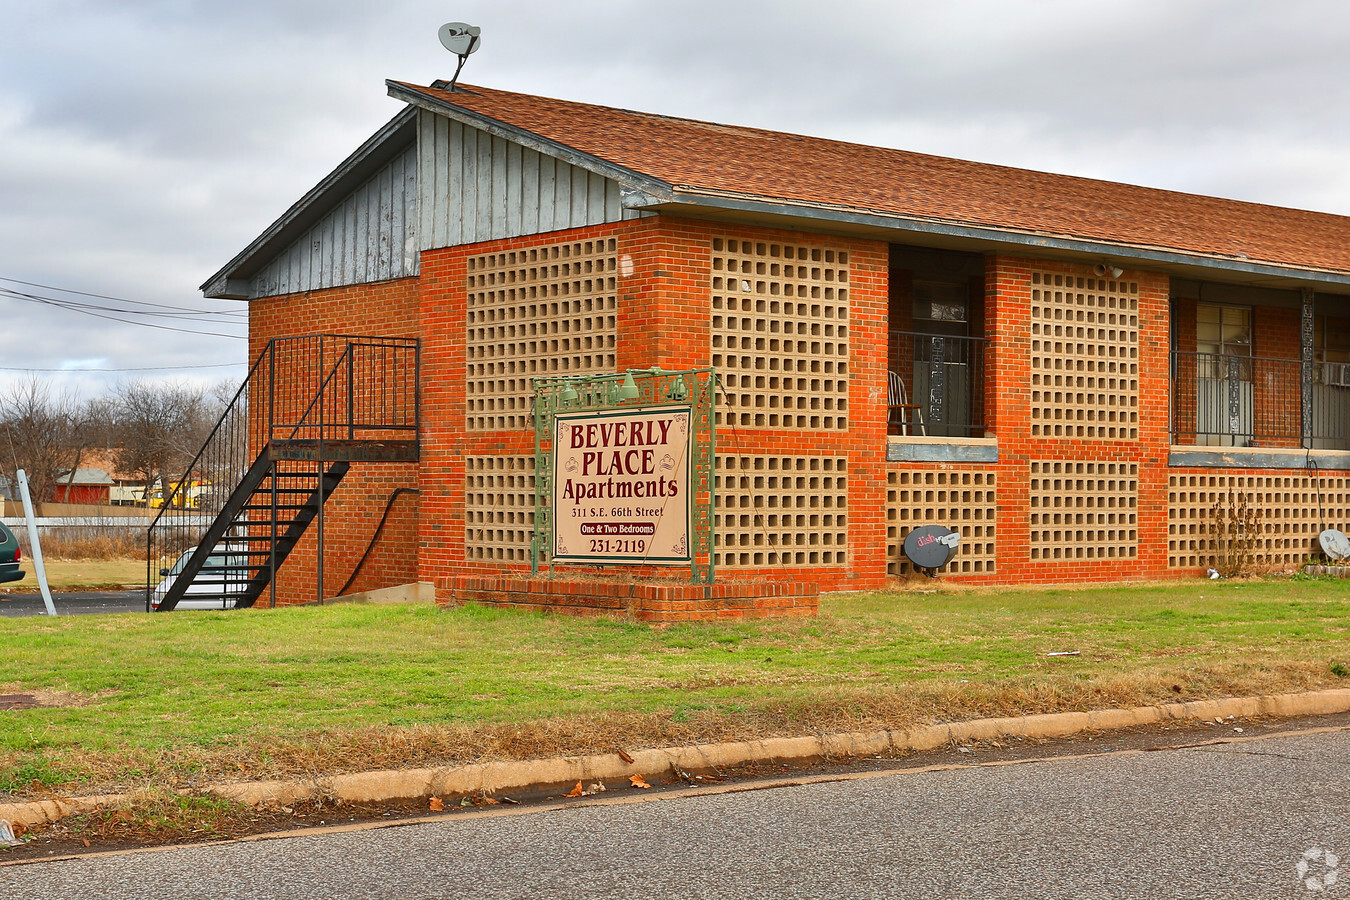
[194,80,1350,611]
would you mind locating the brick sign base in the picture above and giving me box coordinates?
[444,575,818,622]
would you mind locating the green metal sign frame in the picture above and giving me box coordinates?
[532,367,717,584]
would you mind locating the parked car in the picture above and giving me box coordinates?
[150,543,249,610]
[0,522,23,584]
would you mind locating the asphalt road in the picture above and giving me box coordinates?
[5,725,1349,899]
[0,590,145,617]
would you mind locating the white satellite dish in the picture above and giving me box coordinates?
[439,22,482,56]
[1320,528,1350,561]
[438,23,482,90]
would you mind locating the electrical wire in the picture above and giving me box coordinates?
[0,287,247,339]
[0,276,247,317]
[0,362,245,373]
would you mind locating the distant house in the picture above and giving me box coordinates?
[186,79,1350,607]
[48,468,115,505]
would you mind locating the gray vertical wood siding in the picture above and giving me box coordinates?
[246,110,640,297]
[417,109,635,250]
[251,143,419,297]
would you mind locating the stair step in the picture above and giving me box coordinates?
[150,445,353,611]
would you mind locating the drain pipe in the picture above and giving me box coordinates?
[15,470,56,617]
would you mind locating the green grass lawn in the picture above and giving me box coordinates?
[1,575,1349,799]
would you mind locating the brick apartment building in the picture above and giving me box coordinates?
[197,80,1350,609]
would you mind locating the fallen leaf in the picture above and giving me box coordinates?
[82,839,90,848]
[429,797,444,811]
[565,781,585,798]
[617,748,635,764]
[481,796,500,805]
[588,782,607,794]
[459,798,473,807]
[629,774,651,789]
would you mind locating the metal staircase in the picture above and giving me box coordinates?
[147,335,419,612]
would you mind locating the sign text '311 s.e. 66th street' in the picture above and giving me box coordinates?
[552,406,692,564]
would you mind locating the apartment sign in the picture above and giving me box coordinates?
[552,405,691,565]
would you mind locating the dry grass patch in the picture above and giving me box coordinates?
[0,557,146,591]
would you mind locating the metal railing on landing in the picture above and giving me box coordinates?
[887,331,988,438]
[145,334,419,610]
[1169,350,1350,449]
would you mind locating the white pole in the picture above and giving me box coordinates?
[16,470,56,617]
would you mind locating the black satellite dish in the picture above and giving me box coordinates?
[903,524,960,574]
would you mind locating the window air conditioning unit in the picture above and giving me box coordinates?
[1325,362,1350,387]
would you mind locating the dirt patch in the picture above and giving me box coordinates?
[0,684,100,710]
[0,695,43,711]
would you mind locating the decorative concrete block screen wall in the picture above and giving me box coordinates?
[1029,272,1140,440]
[711,238,850,431]
[1168,472,1350,571]
[1029,461,1139,560]
[886,469,997,577]
[464,455,538,564]
[715,454,848,568]
[466,237,619,430]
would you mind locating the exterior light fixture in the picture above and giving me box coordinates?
[1093,263,1124,279]
[667,375,689,401]
[618,372,640,401]
[560,382,579,404]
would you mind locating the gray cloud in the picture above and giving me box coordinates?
[3,0,1349,397]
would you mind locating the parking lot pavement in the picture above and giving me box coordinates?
[0,590,146,617]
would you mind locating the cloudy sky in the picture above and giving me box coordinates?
[2,0,1348,397]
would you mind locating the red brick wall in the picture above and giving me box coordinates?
[248,222,1326,595]
[977,255,1172,583]
[247,279,421,605]
[410,216,893,594]
[1253,305,1302,447]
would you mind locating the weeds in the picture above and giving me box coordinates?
[1209,488,1266,577]
[0,757,70,793]
[16,523,144,560]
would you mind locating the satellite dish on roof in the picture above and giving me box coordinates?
[439,23,482,90]
[439,23,482,55]
[1320,528,1350,562]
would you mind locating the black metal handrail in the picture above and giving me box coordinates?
[145,334,419,609]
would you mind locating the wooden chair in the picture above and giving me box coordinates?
[888,371,924,436]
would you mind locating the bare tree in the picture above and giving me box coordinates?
[112,380,207,506]
[0,377,84,514]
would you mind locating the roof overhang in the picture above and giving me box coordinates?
[628,189,1350,294]
[201,107,419,299]
[386,81,677,202]
[210,81,1350,301]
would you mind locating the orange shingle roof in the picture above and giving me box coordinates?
[393,81,1350,276]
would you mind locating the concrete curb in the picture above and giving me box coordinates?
[5,687,1350,828]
